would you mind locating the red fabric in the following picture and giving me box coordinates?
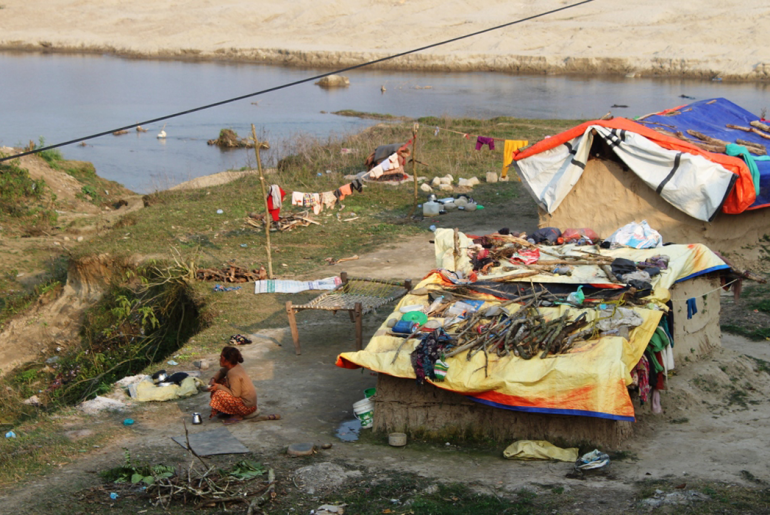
[210,389,257,417]
[266,186,286,222]
[513,118,755,214]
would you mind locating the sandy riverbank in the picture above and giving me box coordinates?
[0,0,768,81]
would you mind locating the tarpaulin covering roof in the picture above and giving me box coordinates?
[513,99,767,218]
[337,232,729,421]
[637,98,770,210]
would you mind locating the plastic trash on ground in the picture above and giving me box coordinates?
[575,449,611,471]
[607,220,662,249]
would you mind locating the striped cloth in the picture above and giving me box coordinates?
[254,276,342,294]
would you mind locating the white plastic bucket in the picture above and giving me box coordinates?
[422,201,440,216]
[352,398,374,428]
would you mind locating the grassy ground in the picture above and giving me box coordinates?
[721,279,770,340]
[0,116,577,491]
[4,115,770,511]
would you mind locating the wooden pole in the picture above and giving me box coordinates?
[251,124,273,279]
[285,301,301,355]
[411,123,419,214]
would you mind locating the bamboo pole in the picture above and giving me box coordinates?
[411,122,419,214]
[251,124,273,279]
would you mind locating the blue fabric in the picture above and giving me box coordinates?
[469,396,636,422]
[686,298,698,319]
[639,98,770,209]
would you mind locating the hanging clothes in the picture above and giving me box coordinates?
[339,183,352,198]
[475,136,495,151]
[291,191,304,207]
[631,354,651,404]
[311,193,321,215]
[266,185,286,222]
[321,191,336,209]
[501,139,529,178]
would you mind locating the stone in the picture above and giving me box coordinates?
[468,177,481,186]
[419,183,433,193]
[457,178,473,187]
[76,236,84,242]
[499,175,510,182]
[444,174,454,183]
[430,177,442,187]
[438,183,454,191]
[287,442,315,457]
[321,443,333,450]
[194,359,210,370]
[315,75,350,88]
[23,395,41,406]
[486,172,499,183]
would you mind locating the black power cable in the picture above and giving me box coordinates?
[0,0,594,163]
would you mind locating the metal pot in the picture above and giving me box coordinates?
[192,412,202,425]
[427,193,437,203]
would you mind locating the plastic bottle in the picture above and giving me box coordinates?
[422,200,440,216]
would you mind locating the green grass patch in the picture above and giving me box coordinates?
[0,255,68,332]
[0,157,57,232]
[316,476,542,515]
[721,324,770,341]
[0,414,126,488]
[332,110,407,120]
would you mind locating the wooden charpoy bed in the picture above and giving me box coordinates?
[285,272,411,355]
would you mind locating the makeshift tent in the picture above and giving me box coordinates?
[512,99,770,266]
[337,230,729,449]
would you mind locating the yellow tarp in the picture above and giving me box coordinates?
[503,440,579,462]
[134,376,204,402]
[337,235,726,421]
[338,272,661,421]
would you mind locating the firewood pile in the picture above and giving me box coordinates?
[196,264,267,283]
[244,211,321,232]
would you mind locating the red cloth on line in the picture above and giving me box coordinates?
[210,389,257,417]
[266,186,286,222]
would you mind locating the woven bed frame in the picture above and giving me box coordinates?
[285,272,411,355]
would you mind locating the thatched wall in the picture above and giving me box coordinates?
[537,156,770,271]
[373,374,634,449]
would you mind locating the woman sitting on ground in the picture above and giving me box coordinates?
[208,346,279,425]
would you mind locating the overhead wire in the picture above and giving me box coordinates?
[0,0,595,164]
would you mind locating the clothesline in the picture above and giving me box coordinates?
[428,124,509,142]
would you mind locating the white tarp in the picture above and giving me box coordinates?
[514,126,736,222]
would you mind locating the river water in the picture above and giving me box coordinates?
[1,52,769,193]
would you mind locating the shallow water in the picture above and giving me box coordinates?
[335,418,361,442]
[1,52,768,193]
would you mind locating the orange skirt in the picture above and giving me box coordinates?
[209,390,257,417]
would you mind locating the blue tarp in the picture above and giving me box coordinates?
[639,98,770,210]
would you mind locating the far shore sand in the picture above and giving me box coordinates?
[0,1,768,81]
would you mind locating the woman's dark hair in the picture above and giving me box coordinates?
[221,346,244,365]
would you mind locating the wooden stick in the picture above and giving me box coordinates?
[252,125,273,279]
[751,120,770,133]
[411,123,419,215]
